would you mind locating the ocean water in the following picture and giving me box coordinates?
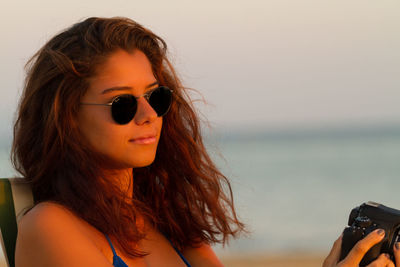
[1,125,400,257]
[209,126,400,255]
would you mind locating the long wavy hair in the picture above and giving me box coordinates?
[12,17,245,257]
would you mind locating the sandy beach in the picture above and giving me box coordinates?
[220,252,325,267]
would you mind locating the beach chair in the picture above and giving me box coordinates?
[0,178,34,267]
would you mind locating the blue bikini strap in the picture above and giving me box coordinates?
[105,233,191,267]
[105,234,118,256]
[166,238,192,267]
[105,234,129,267]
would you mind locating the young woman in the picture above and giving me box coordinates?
[12,16,398,267]
[12,17,245,267]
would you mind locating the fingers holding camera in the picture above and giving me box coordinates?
[324,229,386,267]
[342,229,385,265]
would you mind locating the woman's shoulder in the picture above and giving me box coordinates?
[21,201,74,219]
[16,201,113,266]
[18,201,83,234]
[17,201,108,246]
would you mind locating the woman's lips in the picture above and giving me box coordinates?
[129,136,156,145]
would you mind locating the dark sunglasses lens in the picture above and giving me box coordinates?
[149,86,173,117]
[111,95,137,124]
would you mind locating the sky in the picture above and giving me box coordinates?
[1,0,399,141]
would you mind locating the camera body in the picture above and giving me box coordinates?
[340,201,400,266]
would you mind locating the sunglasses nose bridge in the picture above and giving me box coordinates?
[134,96,158,123]
[133,91,152,103]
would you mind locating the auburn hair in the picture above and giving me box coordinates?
[12,17,245,257]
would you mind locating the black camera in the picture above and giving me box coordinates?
[340,201,400,266]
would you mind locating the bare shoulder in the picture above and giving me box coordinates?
[183,242,224,267]
[19,201,78,227]
[15,201,112,267]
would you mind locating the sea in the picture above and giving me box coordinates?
[1,124,400,257]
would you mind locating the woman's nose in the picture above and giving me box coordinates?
[133,97,158,125]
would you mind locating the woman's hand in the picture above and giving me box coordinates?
[323,229,400,267]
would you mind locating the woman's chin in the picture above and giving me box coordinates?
[100,156,155,170]
[127,157,156,169]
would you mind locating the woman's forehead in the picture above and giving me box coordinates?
[88,50,156,95]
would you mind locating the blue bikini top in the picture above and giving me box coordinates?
[105,234,192,267]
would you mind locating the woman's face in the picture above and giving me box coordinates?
[78,49,163,169]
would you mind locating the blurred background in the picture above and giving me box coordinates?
[1,1,400,266]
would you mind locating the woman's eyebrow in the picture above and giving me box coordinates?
[101,81,159,95]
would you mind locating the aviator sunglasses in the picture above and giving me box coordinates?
[81,86,173,125]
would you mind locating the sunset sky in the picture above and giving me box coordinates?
[1,0,399,140]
